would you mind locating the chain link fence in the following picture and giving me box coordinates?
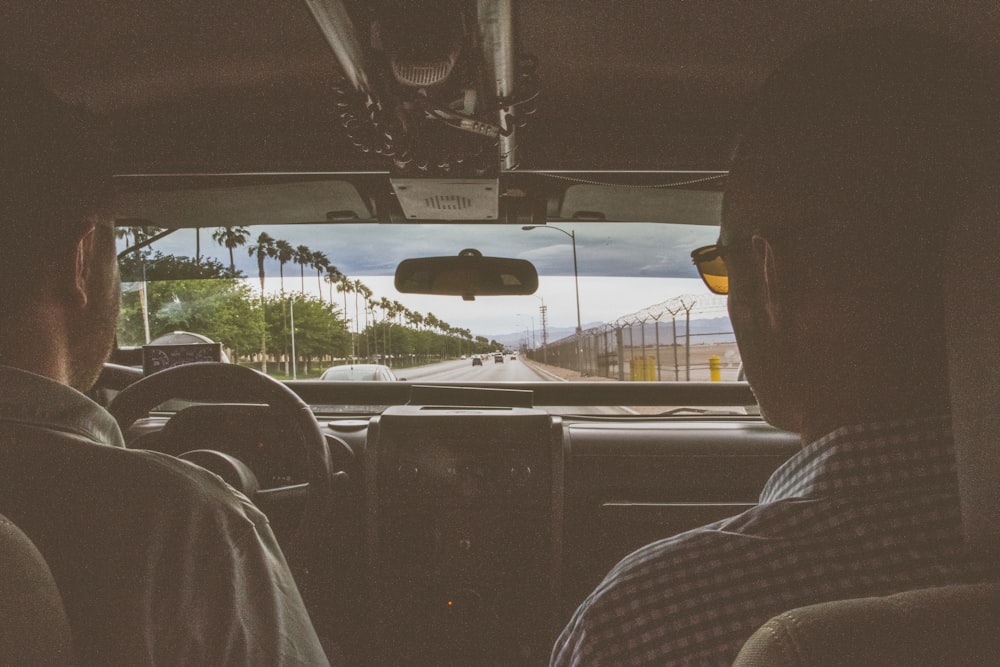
[526,294,742,381]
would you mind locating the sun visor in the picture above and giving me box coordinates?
[115,180,374,228]
[555,185,722,225]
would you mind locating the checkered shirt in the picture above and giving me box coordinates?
[551,414,991,666]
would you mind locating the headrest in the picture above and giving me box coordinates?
[944,182,1000,558]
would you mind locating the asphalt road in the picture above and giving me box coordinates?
[399,356,546,383]
[398,357,632,415]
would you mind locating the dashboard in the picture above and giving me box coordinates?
[122,386,800,666]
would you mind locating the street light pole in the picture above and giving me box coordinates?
[516,313,536,350]
[535,295,548,364]
[522,224,583,373]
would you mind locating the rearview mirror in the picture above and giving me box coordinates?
[394,249,538,301]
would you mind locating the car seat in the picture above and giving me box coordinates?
[0,512,74,664]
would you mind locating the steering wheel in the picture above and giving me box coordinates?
[107,362,336,582]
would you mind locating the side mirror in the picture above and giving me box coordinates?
[394,248,538,301]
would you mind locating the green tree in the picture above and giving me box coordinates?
[265,294,350,376]
[119,252,235,282]
[118,276,263,361]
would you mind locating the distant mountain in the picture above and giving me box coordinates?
[487,323,601,349]
[488,316,735,349]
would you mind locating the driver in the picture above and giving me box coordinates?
[0,65,330,665]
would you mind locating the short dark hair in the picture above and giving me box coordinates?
[0,62,116,315]
[726,29,999,296]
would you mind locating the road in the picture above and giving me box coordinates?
[398,356,546,383]
[397,356,631,415]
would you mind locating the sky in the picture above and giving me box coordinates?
[121,221,727,340]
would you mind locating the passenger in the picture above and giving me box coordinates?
[552,29,998,665]
[0,65,330,665]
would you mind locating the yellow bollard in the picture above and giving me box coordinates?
[645,356,656,381]
[709,355,721,382]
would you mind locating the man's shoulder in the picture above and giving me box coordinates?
[118,446,266,525]
[597,513,767,592]
[0,419,264,533]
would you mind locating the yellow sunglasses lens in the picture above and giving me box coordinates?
[694,249,729,295]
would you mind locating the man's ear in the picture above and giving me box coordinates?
[69,223,98,309]
[751,233,788,330]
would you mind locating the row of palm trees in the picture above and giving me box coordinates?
[213,227,481,363]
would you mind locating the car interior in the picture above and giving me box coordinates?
[2,1,998,665]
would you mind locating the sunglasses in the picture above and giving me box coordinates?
[690,242,735,295]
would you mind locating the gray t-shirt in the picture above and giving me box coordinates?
[0,365,330,666]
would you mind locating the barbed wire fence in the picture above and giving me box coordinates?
[526,294,740,381]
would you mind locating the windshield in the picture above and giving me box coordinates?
[116,218,747,416]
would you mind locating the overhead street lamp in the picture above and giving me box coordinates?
[522,224,583,373]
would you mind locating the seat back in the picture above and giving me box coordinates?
[943,184,1000,558]
[0,512,74,665]
[733,582,1000,667]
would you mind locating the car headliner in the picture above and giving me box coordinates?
[2,1,995,175]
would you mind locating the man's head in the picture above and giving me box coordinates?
[1,63,119,391]
[719,30,996,438]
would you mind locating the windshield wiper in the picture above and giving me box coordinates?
[116,227,179,259]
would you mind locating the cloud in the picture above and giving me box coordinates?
[139,222,718,280]
[120,222,726,337]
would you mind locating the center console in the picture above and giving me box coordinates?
[365,405,564,665]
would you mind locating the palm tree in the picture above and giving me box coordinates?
[353,280,367,330]
[273,239,295,295]
[247,232,276,299]
[294,244,311,293]
[247,231,276,372]
[336,277,352,322]
[380,297,395,366]
[310,250,333,299]
[212,226,250,274]
[323,266,342,307]
[368,296,381,359]
[355,281,372,357]
[116,225,163,255]
[271,239,297,375]
[115,227,133,249]
[336,277,354,358]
